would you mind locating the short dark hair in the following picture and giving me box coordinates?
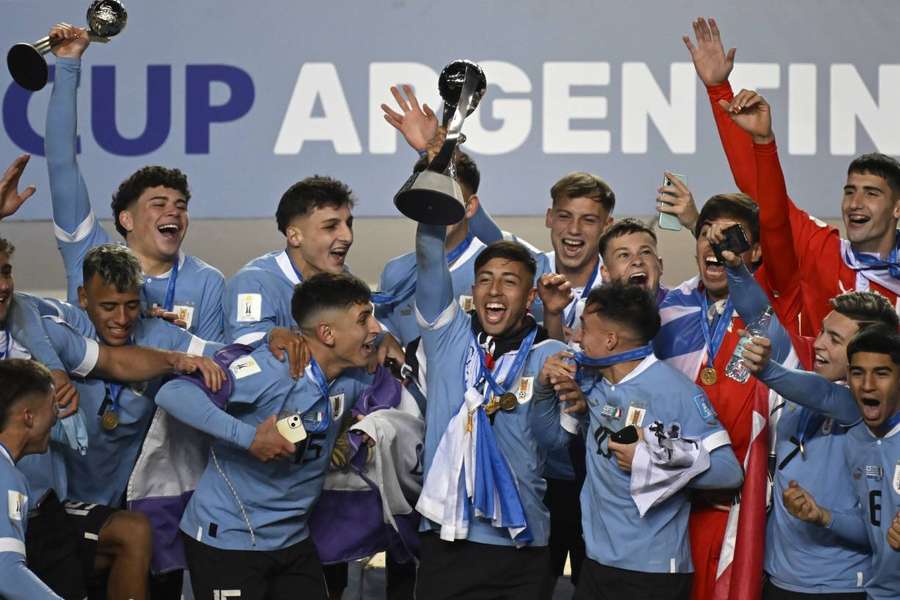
[275,176,356,235]
[414,149,480,195]
[598,218,658,259]
[0,359,53,431]
[847,324,900,365]
[831,292,899,331]
[694,193,761,245]
[111,166,191,238]
[0,237,14,258]
[584,282,661,343]
[848,153,900,197]
[550,172,615,215]
[291,272,371,331]
[473,241,537,281]
[82,244,143,293]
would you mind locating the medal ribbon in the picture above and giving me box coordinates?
[564,258,600,329]
[475,327,538,397]
[103,382,124,417]
[574,343,654,383]
[162,258,180,312]
[878,410,900,437]
[0,331,10,361]
[794,408,826,453]
[306,358,333,434]
[696,290,733,372]
[849,231,900,279]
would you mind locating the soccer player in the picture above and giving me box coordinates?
[0,360,64,599]
[155,272,380,599]
[686,17,900,335]
[781,326,900,600]
[718,227,896,599]
[45,24,225,341]
[654,194,803,599]
[413,203,573,598]
[539,282,741,599]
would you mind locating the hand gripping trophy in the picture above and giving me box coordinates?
[394,60,487,225]
[7,0,128,91]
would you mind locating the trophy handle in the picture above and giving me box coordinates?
[429,66,481,173]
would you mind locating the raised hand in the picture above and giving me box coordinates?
[703,221,742,267]
[737,330,772,375]
[173,355,225,392]
[50,369,79,418]
[49,23,90,59]
[268,327,308,379]
[0,155,36,220]
[537,273,574,316]
[381,84,438,152]
[657,172,699,231]
[539,351,577,387]
[717,90,774,144]
[683,17,735,86]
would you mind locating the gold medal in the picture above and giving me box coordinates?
[700,367,718,386]
[101,410,119,431]
[485,399,500,416]
[499,393,518,412]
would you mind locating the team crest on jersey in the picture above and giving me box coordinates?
[7,490,25,521]
[459,295,474,313]
[516,377,534,403]
[893,462,900,495]
[236,294,262,322]
[173,305,195,329]
[229,355,261,379]
[625,405,646,427]
[330,394,345,420]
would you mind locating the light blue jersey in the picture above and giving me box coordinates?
[836,422,900,600]
[724,262,872,593]
[581,356,737,573]
[46,58,224,342]
[43,316,216,506]
[377,235,486,346]
[178,346,369,550]
[223,250,303,345]
[0,445,62,599]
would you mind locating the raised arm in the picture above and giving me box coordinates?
[760,362,859,426]
[415,223,453,323]
[155,378,255,449]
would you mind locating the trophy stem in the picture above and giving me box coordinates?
[31,36,52,56]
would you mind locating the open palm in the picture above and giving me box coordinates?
[683,17,735,86]
[0,155,36,220]
[381,84,438,152]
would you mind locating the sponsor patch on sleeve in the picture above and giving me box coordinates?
[229,355,262,379]
[7,490,25,521]
[236,293,262,322]
[693,393,717,421]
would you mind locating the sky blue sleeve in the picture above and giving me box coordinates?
[725,263,769,326]
[7,295,64,371]
[690,446,743,490]
[223,271,280,345]
[193,271,225,343]
[758,362,860,426]
[155,378,256,450]
[0,553,63,599]
[826,506,870,549]
[46,57,110,303]
[415,223,453,323]
[468,201,504,243]
[40,317,98,377]
[528,380,572,451]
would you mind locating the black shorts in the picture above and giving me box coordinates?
[574,559,691,600]
[183,534,328,600]
[25,492,117,599]
[763,579,867,600]
[543,476,585,581]
[415,532,552,600]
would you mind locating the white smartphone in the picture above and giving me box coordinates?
[657,172,687,232]
[276,413,308,444]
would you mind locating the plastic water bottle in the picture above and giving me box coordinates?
[725,306,774,384]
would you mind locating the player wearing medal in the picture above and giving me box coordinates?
[153,272,379,599]
[412,204,572,599]
[36,244,225,508]
[536,282,741,599]
[687,17,900,336]
[775,326,900,600]
[44,25,225,341]
[654,194,804,600]
[716,227,898,599]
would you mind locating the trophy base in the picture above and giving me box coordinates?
[7,43,49,91]
[394,170,466,226]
